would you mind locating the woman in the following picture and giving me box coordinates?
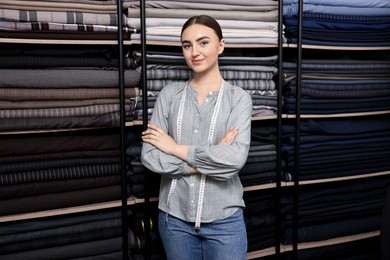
[141,15,252,260]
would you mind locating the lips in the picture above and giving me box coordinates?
[192,59,203,65]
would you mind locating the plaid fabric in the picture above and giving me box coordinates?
[0,163,121,185]
[143,68,275,80]
[0,104,121,119]
[0,8,118,25]
[0,88,140,101]
[0,21,120,32]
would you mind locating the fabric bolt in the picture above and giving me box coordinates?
[283,95,390,114]
[0,112,122,131]
[0,53,132,70]
[283,3,390,17]
[0,235,126,260]
[0,209,127,236]
[0,175,121,200]
[0,218,122,246]
[0,99,130,110]
[145,27,278,39]
[286,236,380,260]
[0,185,122,216]
[0,104,122,119]
[1,227,122,254]
[0,129,120,157]
[283,0,390,8]
[0,87,139,100]
[283,215,381,245]
[0,149,120,164]
[0,69,140,89]
[286,86,390,98]
[283,59,390,71]
[0,163,121,185]
[70,251,124,260]
[141,64,276,80]
[126,17,278,31]
[0,21,123,34]
[282,117,390,135]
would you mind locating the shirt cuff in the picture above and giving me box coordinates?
[182,162,191,175]
[187,145,196,167]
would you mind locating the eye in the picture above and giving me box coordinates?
[200,41,209,46]
[182,44,191,49]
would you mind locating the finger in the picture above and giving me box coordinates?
[147,124,160,132]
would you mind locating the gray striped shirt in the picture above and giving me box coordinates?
[141,80,252,223]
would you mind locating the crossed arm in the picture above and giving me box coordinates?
[142,123,239,174]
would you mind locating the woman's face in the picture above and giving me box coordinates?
[181,24,224,75]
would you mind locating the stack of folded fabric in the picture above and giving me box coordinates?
[124,0,282,45]
[0,44,141,132]
[239,121,280,187]
[283,0,390,46]
[126,126,161,199]
[283,236,381,260]
[0,209,141,259]
[281,176,390,255]
[0,0,132,40]
[281,116,390,181]
[0,128,123,216]
[244,190,277,252]
[282,55,390,114]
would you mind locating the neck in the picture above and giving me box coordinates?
[191,70,222,92]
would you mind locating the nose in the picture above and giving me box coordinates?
[191,45,200,56]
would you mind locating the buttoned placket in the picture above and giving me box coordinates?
[168,81,225,229]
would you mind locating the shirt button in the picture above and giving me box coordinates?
[191,200,194,204]
[190,183,194,187]
[205,98,209,102]
[194,129,198,134]
[208,91,213,95]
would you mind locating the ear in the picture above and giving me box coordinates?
[218,39,225,54]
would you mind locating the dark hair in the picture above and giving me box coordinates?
[180,15,223,40]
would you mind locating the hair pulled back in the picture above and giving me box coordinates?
[180,15,223,40]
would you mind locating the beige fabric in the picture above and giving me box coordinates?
[127,8,278,22]
[124,1,277,12]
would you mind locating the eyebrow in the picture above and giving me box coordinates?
[181,36,211,45]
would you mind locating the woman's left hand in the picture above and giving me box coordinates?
[142,124,177,155]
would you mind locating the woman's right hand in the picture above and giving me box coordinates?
[218,127,239,145]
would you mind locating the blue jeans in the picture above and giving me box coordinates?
[158,209,247,260]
